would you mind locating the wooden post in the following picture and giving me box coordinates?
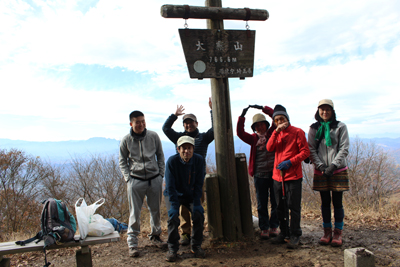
[235,153,254,238]
[0,255,11,267]
[76,247,92,267]
[205,173,223,240]
[206,0,243,242]
[161,0,268,242]
[161,5,268,21]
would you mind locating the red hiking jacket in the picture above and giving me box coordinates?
[266,125,310,182]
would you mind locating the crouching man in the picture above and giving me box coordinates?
[164,136,205,262]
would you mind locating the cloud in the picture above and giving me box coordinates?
[0,0,399,141]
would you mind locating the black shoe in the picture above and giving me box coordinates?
[150,235,168,249]
[271,234,287,244]
[191,246,205,258]
[165,251,177,262]
[180,233,191,246]
[287,236,300,249]
[129,247,140,257]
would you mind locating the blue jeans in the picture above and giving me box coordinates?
[254,172,279,230]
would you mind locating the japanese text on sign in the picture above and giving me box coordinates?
[179,29,256,79]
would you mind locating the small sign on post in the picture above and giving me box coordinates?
[179,29,255,79]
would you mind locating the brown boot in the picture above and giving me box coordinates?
[318,227,332,245]
[331,228,342,247]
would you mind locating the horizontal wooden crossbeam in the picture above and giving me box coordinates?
[161,5,268,21]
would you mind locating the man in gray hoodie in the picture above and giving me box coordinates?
[119,110,166,257]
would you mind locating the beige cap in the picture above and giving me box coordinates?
[318,99,334,109]
[251,113,270,132]
[182,113,197,122]
[177,136,195,147]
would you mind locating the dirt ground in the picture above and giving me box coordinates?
[6,217,400,267]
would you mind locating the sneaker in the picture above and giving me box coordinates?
[260,230,269,239]
[287,236,300,249]
[129,247,139,257]
[271,234,287,244]
[269,228,279,237]
[150,235,168,249]
[319,227,332,245]
[180,233,191,246]
[331,228,343,247]
[165,251,177,262]
[191,246,205,258]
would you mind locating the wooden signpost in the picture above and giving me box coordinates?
[161,0,268,242]
[179,29,255,79]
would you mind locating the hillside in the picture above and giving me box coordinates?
[1,136,400,164]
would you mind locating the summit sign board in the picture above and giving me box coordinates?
[179,29,255,79]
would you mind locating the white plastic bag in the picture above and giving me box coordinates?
[75,198,105,240]
[88,214,115,237]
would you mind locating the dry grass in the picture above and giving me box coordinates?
[301,191,400,230]
[4,187,399,243]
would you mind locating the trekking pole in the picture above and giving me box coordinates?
[280,170,290,242]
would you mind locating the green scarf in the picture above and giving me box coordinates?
[315,121,332,146]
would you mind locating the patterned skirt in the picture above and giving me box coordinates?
[312,167,349,192]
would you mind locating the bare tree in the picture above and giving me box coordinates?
[346,137,400,208]
[38,162,77,212]
[0,149,47,234]
[67,154,128,222]
[301,163,319,207]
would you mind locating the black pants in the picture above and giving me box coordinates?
[274,179,302,237]
[165,198,204,253]
[320,191,343,208]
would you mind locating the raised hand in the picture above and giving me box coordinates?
[276,122,289,133]
[241,106,250,117]
[175,105,185,116]
[249,104,263,110]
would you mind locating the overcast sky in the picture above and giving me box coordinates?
[1,0,399,142]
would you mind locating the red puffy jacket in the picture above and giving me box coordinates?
[266,125,310,182]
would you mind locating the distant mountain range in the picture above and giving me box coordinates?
[1,136,400,164]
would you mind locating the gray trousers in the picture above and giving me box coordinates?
[127,175,163,248]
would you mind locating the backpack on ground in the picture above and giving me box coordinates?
[16,198,77,266]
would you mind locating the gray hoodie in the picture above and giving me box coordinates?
[119,129,165,182]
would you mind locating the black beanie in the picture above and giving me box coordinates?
[272,104,290,121]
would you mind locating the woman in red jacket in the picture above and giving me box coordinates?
[236,105,279,239]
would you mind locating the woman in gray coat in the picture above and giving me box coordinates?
[308,99,350,247]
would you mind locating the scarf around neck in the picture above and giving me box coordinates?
[255,132,267,147]
[315,121,332,146]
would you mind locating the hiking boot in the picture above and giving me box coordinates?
[260,230,269,239]
[180,233,191,246]
[129,247,139,257]
[331,228,343,247]
[271,234,287,244]
[287,236,300,249]
[191,246,206,258]
[269,228,279,237]
[165,251,177,262]
[319,227,332,245]
[150,235,168,249]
